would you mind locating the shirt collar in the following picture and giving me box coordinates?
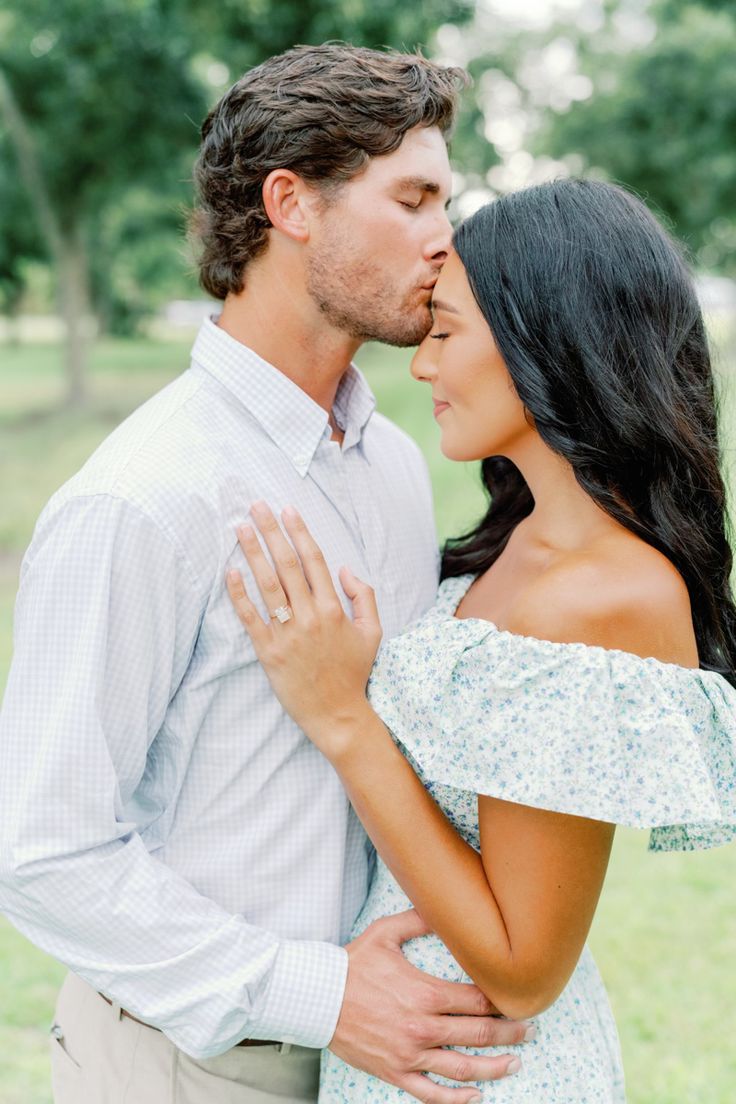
[190,317,377,476]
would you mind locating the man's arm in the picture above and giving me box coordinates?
[0,493,347,1058]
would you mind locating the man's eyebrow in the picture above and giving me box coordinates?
[396,175,441,193]
[431,298,460,315]
[395,175,452,211]
[395,174,451,205]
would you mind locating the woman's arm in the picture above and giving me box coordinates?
[226,504,619,1018]
[319,701,615,1021]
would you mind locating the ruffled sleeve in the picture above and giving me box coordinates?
[367,616,736,853]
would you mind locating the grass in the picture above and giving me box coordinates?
[1,336,736,1103]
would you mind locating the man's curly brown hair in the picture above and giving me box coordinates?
[190,44,468,300]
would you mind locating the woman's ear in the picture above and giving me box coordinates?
[262,169,311,244]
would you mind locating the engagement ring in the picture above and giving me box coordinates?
[271,604,293,624]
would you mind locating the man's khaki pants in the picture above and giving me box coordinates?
[49,972,321,1103]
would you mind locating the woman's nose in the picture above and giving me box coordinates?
[410,337,437,384]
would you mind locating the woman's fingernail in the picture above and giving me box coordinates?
[523,1024,537,1042]
[507,1057,522,1075]
[468,1097,483,1103]
[282,505,298,520]
[251,500,267,514]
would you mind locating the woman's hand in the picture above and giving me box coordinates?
[226,501,382,755]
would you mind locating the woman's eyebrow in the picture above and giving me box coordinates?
[431,299,460,315]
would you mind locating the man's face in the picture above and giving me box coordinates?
[306,125,453,347]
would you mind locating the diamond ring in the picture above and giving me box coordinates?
[270,604,293,624]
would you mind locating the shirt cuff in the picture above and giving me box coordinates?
[247,938,348,1049]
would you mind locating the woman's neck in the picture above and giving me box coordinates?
[504,436,621,555]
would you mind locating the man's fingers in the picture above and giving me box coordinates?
[395,1047,523,1104]
[430,980,497,1017]
[420,1048,521,1085]
[372,908,433,945]
[439,1014,534,1050]
[398,1071,484,1104]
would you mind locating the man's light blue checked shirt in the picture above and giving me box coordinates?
[0,318,439,1058]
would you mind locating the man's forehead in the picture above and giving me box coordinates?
[364,126,450,175]
[375,158,452,198]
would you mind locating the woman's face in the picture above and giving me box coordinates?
[410,249,532,462]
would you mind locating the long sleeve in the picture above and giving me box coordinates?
[0,493,347,1058]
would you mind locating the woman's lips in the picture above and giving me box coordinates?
[433,401,450,419]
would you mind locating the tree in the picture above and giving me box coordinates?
[541,1,736,274]
[0,0,205,404]
[0,149,43,337]
[179,0,473,75]
[0,0,472,406]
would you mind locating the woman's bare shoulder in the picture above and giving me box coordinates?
[506,535,698,666]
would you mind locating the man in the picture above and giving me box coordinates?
[0,44,529,1104]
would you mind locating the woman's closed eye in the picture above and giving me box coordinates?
[430,331,450,340]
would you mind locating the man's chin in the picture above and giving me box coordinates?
[362,309,432,348]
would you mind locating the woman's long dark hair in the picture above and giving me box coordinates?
[442,179,736,685]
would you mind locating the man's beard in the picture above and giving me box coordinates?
[306,243,432,348]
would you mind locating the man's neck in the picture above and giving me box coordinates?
[217,269,362,416]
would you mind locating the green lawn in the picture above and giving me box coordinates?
[1,336,736,1103]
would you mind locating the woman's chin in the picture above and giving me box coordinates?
[438,436,483,463]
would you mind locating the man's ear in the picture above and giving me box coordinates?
[262,169,314,244]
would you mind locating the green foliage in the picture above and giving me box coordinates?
[180,0,473,76]
[0,0,472,338]
[91,190,200,336]
[542,2,736,273]
[0,151,43,313]
[0,0,208,372]
[0,0,204,222]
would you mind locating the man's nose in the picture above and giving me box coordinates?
[424,211,452,264]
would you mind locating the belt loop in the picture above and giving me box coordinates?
[111,1000,123,1021]
[276,1042,292,1055]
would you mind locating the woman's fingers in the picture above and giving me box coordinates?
[340,565,381,642]
[226,570,270,647]
[281,506,339,601]
[235,523,291,621]
[249,501,311,612]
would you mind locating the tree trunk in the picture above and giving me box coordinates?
[2,286,23,346]
[0,68,93,406]
[58,227,93,408]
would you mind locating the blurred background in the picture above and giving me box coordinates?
[1,0,735,1101]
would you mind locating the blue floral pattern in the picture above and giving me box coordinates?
[319,573,736,1103]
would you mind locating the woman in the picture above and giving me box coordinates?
[226,179,736,1102]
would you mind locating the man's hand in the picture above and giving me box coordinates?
[329,910,531,1104]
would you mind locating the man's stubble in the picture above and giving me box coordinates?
[306,228,433,348]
